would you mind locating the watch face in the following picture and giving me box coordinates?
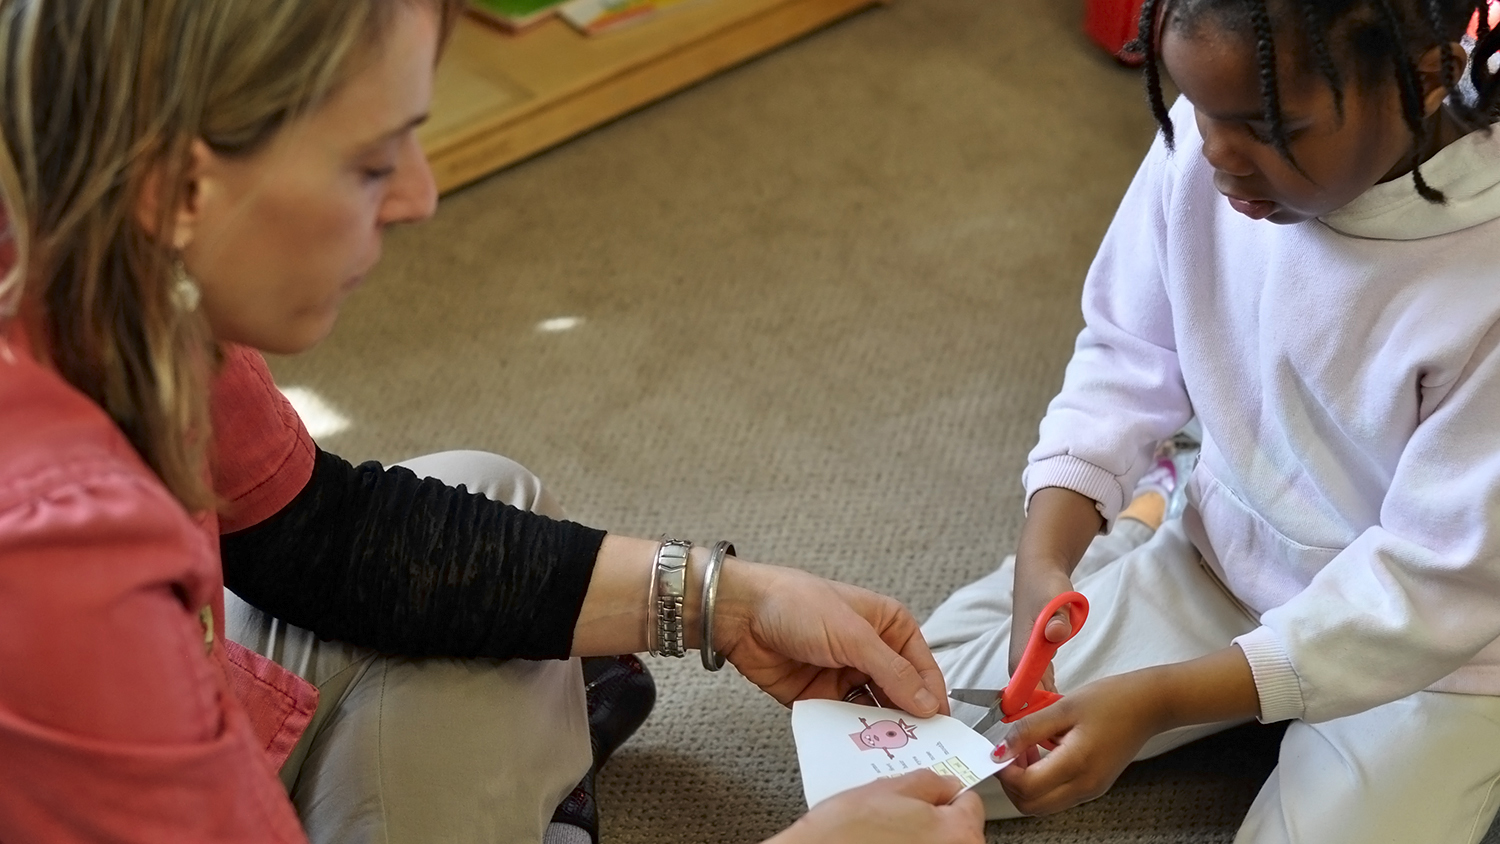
[651,540,693,657]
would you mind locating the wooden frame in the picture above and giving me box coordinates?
[420,0,887,193]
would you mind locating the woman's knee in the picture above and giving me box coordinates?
[394,450,565,518]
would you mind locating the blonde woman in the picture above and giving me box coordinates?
[0,1,982,842]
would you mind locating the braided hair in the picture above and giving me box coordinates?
[1130,0,1500,202]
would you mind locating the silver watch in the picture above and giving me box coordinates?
[652,538,692,658]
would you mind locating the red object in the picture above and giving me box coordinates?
[1471,0,1500,37]
[1000,591,1090,724]
[1084,0,1148,66]
[0,332,313,841]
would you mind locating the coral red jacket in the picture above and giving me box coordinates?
[0,333,318,842]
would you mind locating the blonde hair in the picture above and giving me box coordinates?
[0,0,462,509]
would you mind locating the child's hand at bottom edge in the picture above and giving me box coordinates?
[996,670,1168,816]
[768,770,985,844]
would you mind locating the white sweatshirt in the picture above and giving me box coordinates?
[1025,97,1500,724]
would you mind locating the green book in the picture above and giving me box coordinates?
[469,0,568,31]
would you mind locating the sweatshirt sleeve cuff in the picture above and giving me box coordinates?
[1022,454,1128,530]
[1233,626,1305,723]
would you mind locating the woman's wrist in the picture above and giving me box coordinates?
[701,556,765,659]
[571,535,775,666]
[627,539,756,662]
[642,540,725,658]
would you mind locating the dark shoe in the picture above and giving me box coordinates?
[581,654,656,768]
[549,768,598,843]
[549,656,655,844]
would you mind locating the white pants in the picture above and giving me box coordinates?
[226,451,592,844]
[922,519,1500,844]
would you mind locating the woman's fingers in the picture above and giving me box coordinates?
[884,773,985,842]
[878,613,951,716]
[948,790,985,826]
[889,624,951,716]
[843,622,941,717]
[818,582,947,716]
[785,771,986,844]
[724,564,952,718]
[883,768,966,804]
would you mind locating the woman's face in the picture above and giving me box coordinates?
[179,3,439,354]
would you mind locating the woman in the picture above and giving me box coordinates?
[0,1,984,842]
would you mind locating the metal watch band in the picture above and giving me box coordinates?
[653,538,692,658]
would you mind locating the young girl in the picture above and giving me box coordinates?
[0,2,981,843]
[923,0,1500,840]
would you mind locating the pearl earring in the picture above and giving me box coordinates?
[171,260,200,312]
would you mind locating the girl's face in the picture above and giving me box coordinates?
[1161,19,1420,225]
[178,3,439,354]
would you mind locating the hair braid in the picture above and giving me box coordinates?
[1299,0,1346,118]
[1248,0,1296,160]
[1138,0,1177,148]
[1371,0,1446,200]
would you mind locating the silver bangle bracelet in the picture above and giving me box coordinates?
[700,541,735,671]
[652,538,692,658]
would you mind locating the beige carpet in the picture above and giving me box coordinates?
[261,0,1444,840]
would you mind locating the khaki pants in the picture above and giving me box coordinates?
[923,518,1500,844]
[227,451,592,844]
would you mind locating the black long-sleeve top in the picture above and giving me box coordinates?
[220,448,606,660]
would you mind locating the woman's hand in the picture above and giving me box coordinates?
[768,771,985,844]
[713,560,950,717]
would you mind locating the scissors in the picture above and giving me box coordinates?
[949,590,1089,755]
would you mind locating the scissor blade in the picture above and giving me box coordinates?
[949,688,1005,736]
[949,688,1003,707]
[971,708,1003,736]
[981,719,1021,756]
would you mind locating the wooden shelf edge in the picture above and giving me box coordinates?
[428,0,883,193]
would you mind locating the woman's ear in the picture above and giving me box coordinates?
[134,139,214,251]
[1416,41,1466,117]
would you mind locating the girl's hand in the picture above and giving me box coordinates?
[999,647,1260,815]
[1009,566,1077,694]
[714,560,950,717]
[768,771,985,844]
[996,670,1169,815]
[1010,486,1105,693]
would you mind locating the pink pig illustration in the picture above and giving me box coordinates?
[849,717,919,759]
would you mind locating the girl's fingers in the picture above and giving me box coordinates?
[1044,611,1073,643]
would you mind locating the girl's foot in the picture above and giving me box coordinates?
[1121,436,1200,529]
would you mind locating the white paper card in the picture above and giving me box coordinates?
[791,699,1010,808]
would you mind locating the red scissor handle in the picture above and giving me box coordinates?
[999,591,1089,723]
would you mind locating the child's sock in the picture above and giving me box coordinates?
[1119,490,1167,530]
[1123,431,1202,530]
